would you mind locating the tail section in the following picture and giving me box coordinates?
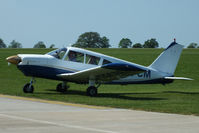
[149,41,183,74]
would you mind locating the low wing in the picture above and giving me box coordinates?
[57,63,146,83]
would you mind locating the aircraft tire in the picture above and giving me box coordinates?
[56,83,68,93]
[23,83,34,93]
[87,86,97,97]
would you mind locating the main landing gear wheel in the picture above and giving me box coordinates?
[56,83,69,93]
[87,86,97,97]
[23,83,34,93]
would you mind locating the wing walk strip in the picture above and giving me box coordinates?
[0,113,118,133]
[0,94,109,109]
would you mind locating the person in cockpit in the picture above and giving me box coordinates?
[68,51,77,61]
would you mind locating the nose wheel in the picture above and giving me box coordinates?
[23,78,35,93]
[23,83,34,93]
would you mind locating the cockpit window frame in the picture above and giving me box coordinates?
[46,48,68,60]
[86,54,100,66]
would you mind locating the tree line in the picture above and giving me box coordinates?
[0,39,55,49]
[0,32,198,48]
[72,32,159,48]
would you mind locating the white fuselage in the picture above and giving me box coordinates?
[17,47,172,84]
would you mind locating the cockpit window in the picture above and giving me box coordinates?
[65,50,84,63]
[48,48,67,59]
[86,54,100,65]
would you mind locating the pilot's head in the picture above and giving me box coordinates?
[69,51,76,57]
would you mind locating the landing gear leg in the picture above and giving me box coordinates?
[87,80,100,97]
[23,78,35,93]
[56,81,69,93]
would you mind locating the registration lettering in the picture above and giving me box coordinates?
[137,70,151,78]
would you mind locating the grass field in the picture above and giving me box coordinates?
[0,48,199,115]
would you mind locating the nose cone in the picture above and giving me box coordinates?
[6,55,21,65]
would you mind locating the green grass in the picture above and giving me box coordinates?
[0,48,199,115]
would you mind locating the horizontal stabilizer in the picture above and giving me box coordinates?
[164,77,193,81]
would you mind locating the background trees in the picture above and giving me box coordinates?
[1,35,198,49]
[187,43,198,48]
[118,38,159,48]
[49,44,55,48]
[0,38,7,48]
[143,38,159,48]
[132,43,142,48]
[118,38,132,48]
[98,36,110,48]
[72,32,111,48]
[8,40,22,48]
[33,41,46,48]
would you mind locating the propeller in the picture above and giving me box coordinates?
[6,55,22,65]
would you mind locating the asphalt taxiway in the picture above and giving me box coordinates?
[0,94,199,133]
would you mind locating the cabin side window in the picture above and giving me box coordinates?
[65,50,84,63]
[102,59,112,65]
[86,54,100,65]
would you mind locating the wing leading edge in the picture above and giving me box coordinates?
[57,63,146,83]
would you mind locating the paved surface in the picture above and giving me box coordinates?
[0,95,199,133]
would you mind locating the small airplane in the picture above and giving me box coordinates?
[6,39,192,96]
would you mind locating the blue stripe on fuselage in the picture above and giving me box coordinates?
[17,65,74,81]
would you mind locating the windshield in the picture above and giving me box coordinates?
[46,48,67,59]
